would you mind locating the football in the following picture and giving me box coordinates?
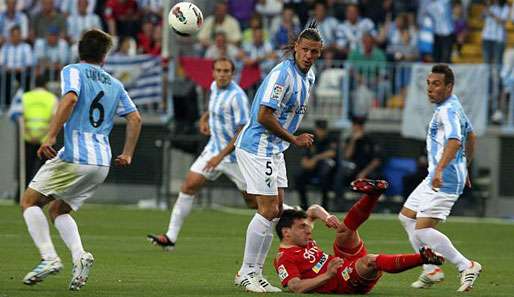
[168,2,203,36]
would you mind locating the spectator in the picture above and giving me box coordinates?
[270,6,300,50]
[30,0,67,41]
[204,31,239,61]
[7,75,57,202]
[242,13,269,45]
[482,0,509,65]
[348,33,387,69]
[295,119,338,210]
[104,0,141,39]
[334,116,383,208]
[60,0,97,17]
[365,0,396,28]
[137,17,154,54]
[228,0,257,29]
[137,0,162,18]
[197,2,242,48]
[255,0,283,30]
[417,11,434,62]
[383,13,418,61]
[307,1,339,52]
[0,25,33,105]
[0,0,29,45]
[335,4,376,57]
[112,35,136,56]
[426,0,454,63]
[146,24,161,56]
[241,27,276,75]
[283,0,311,27]
[34,26,71,79]
[67,0,102,44]
[453,1,468,57]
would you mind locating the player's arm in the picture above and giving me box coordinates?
[199,111,210,136]
[258,106,313,148]
[286,258,344,293]
[465,131,476,166]
[306,204,340,229]
[432,139,461,190]
[37,92,78,159]
[115,111,142,167]
[203,126,243,172]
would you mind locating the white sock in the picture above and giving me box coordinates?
[54,214,84,263]
[255,218,279,274]
[166,192,194,242]
[415,228,471,271]
[240,213,272,275]
[23,206,58,260]
[398,213,437,272]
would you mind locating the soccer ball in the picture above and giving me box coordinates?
[168,2,203,36]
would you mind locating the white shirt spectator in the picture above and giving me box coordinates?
[0,10,28,40]
[336,18,376,51]
[426,0,454,36]
[0,0,34,13]
[60,0,96,15]
[483,4,510,42]
[137,0,161,14]
[0,40,33,69]
[204,44,239,61]
[308,16,339,46]
[67,12,101,43]
[34,37,70,65]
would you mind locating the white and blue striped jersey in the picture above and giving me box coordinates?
[236,59,315,157]
[482,4,510,42]
[205,80,250,162]
[57,63,137,167]
[426,0,454,36]
[426,95,473,195]
[0,41,33,69]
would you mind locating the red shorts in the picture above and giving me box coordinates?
[332,240,382,294]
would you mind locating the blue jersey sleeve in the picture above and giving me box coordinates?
[231,92,250,127]
[61,66,81,96]
[116,89,137,117]
[260,65,291,110]
[441,107,462,141]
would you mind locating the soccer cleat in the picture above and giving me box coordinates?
[257,274,282,292]
[457,261,482,292]
[411,267,445,289]
[234,271,266,293]
[419,247,445,266]
[23,258,63,285]
[69,252,94,291]
[147,234,176,251]
[350,179,389,195]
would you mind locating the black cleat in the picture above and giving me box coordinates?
[420,246,445,266]
[147,234,176,251]
[350,179,389,195]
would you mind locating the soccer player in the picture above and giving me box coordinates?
[398,64,481,291]
[147,57,252,251]
[273,179,445,294]
[233,22,322,293]
[20,28,142,290]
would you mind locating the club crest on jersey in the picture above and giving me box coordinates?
[265,177,272,188]
[311,253,328,274]
[278,265,289,281]
[341,266,352,281]
[271,84,285,101]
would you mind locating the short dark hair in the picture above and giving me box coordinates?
[212,57,235,72]
[275,209,308,240]
[431,64,454,86]
[34,75,48,88]
[78,29,113,64]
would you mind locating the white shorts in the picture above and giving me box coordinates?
[403,181,459,221]
[190,148,246,191]
[235,148,288,196]
[29,157,109,211]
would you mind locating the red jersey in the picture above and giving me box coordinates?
[104,0,138,20]
[273,240,380,294]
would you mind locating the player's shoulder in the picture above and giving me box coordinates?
[229,81,247,97]
[61,63,82,73]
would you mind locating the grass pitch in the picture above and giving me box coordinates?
[1,204,513,297]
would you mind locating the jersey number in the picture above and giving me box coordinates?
[265,161,273,176]
[89,91,105,128]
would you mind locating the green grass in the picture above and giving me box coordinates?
[1,204,513,297]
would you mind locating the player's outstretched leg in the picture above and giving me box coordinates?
[342,179,388,231]
[69,252,94,291]
[23,258,63,285]
[457,261,482,292]
[373,247,444,274]
[146,234,176,251]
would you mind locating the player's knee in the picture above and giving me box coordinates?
[361,254,378,270]
[180,182,198,195]
[48,200,72,222]
[258,205,280,220]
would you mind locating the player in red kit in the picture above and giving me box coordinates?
[273,179,445,294]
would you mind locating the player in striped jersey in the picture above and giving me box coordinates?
[233,22,323,293]
[20,29,142,290]
[398,64,481,292]
[147,57,252,251]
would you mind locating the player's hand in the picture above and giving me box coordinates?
[326,257,344,277]
[293,133,314,148]
[115,154,132,167]
[431,170,443,191]
[324,215,340,229]
[465,175,472,188]
[37,137,57,159]
[204,154,223,172]
[199,121,210,136]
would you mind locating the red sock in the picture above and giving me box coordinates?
[343,194,380,231]
[375,254,423,273]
